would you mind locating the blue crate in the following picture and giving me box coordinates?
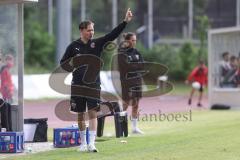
[53,127,89,148]
[0,132,24,153]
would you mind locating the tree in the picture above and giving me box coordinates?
[195,15,210,60]
[24,22,56,70]
[179,42,197,79]
[24,2,56,72]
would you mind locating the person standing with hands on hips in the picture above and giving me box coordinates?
[60,8,133,152]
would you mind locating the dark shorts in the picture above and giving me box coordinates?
[199,85,203,92]
[70,96,100,113]
[122,86,142,102]
[70,84,101,113]
[120,77,142,102]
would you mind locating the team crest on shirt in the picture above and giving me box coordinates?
[71,102,76,109]
[90,42,95,48]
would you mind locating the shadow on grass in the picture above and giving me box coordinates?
[96,138,113,142]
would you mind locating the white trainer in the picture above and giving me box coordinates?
[77,144,88,152]
[88,144,98,152]
[132,128,144,134]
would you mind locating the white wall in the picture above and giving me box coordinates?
[12,71,117,99]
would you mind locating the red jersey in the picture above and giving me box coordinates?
[0,65,14,99]
[187,65,208,85]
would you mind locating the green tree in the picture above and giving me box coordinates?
[141,44,182,80]
[24,3,56,73]
[24,22,55,70]
[179,42,197,79]
[195,15,210,60]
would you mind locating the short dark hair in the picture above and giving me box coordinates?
[222,51,229,58]
[123,32,136,40]
[230,55,236,61]
[78,20,94,30]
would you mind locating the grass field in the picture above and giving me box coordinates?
[169,82,208,96]
[3,110,240,160]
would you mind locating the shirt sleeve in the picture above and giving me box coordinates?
[60,44,75,72]
[187,67,198,81]
[98,21,127,46]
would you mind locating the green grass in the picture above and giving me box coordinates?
[142,82,197,96]
[145,82,205,96]
[169,82,208,96]
[169,82,190,95]
[3,110,240,160]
